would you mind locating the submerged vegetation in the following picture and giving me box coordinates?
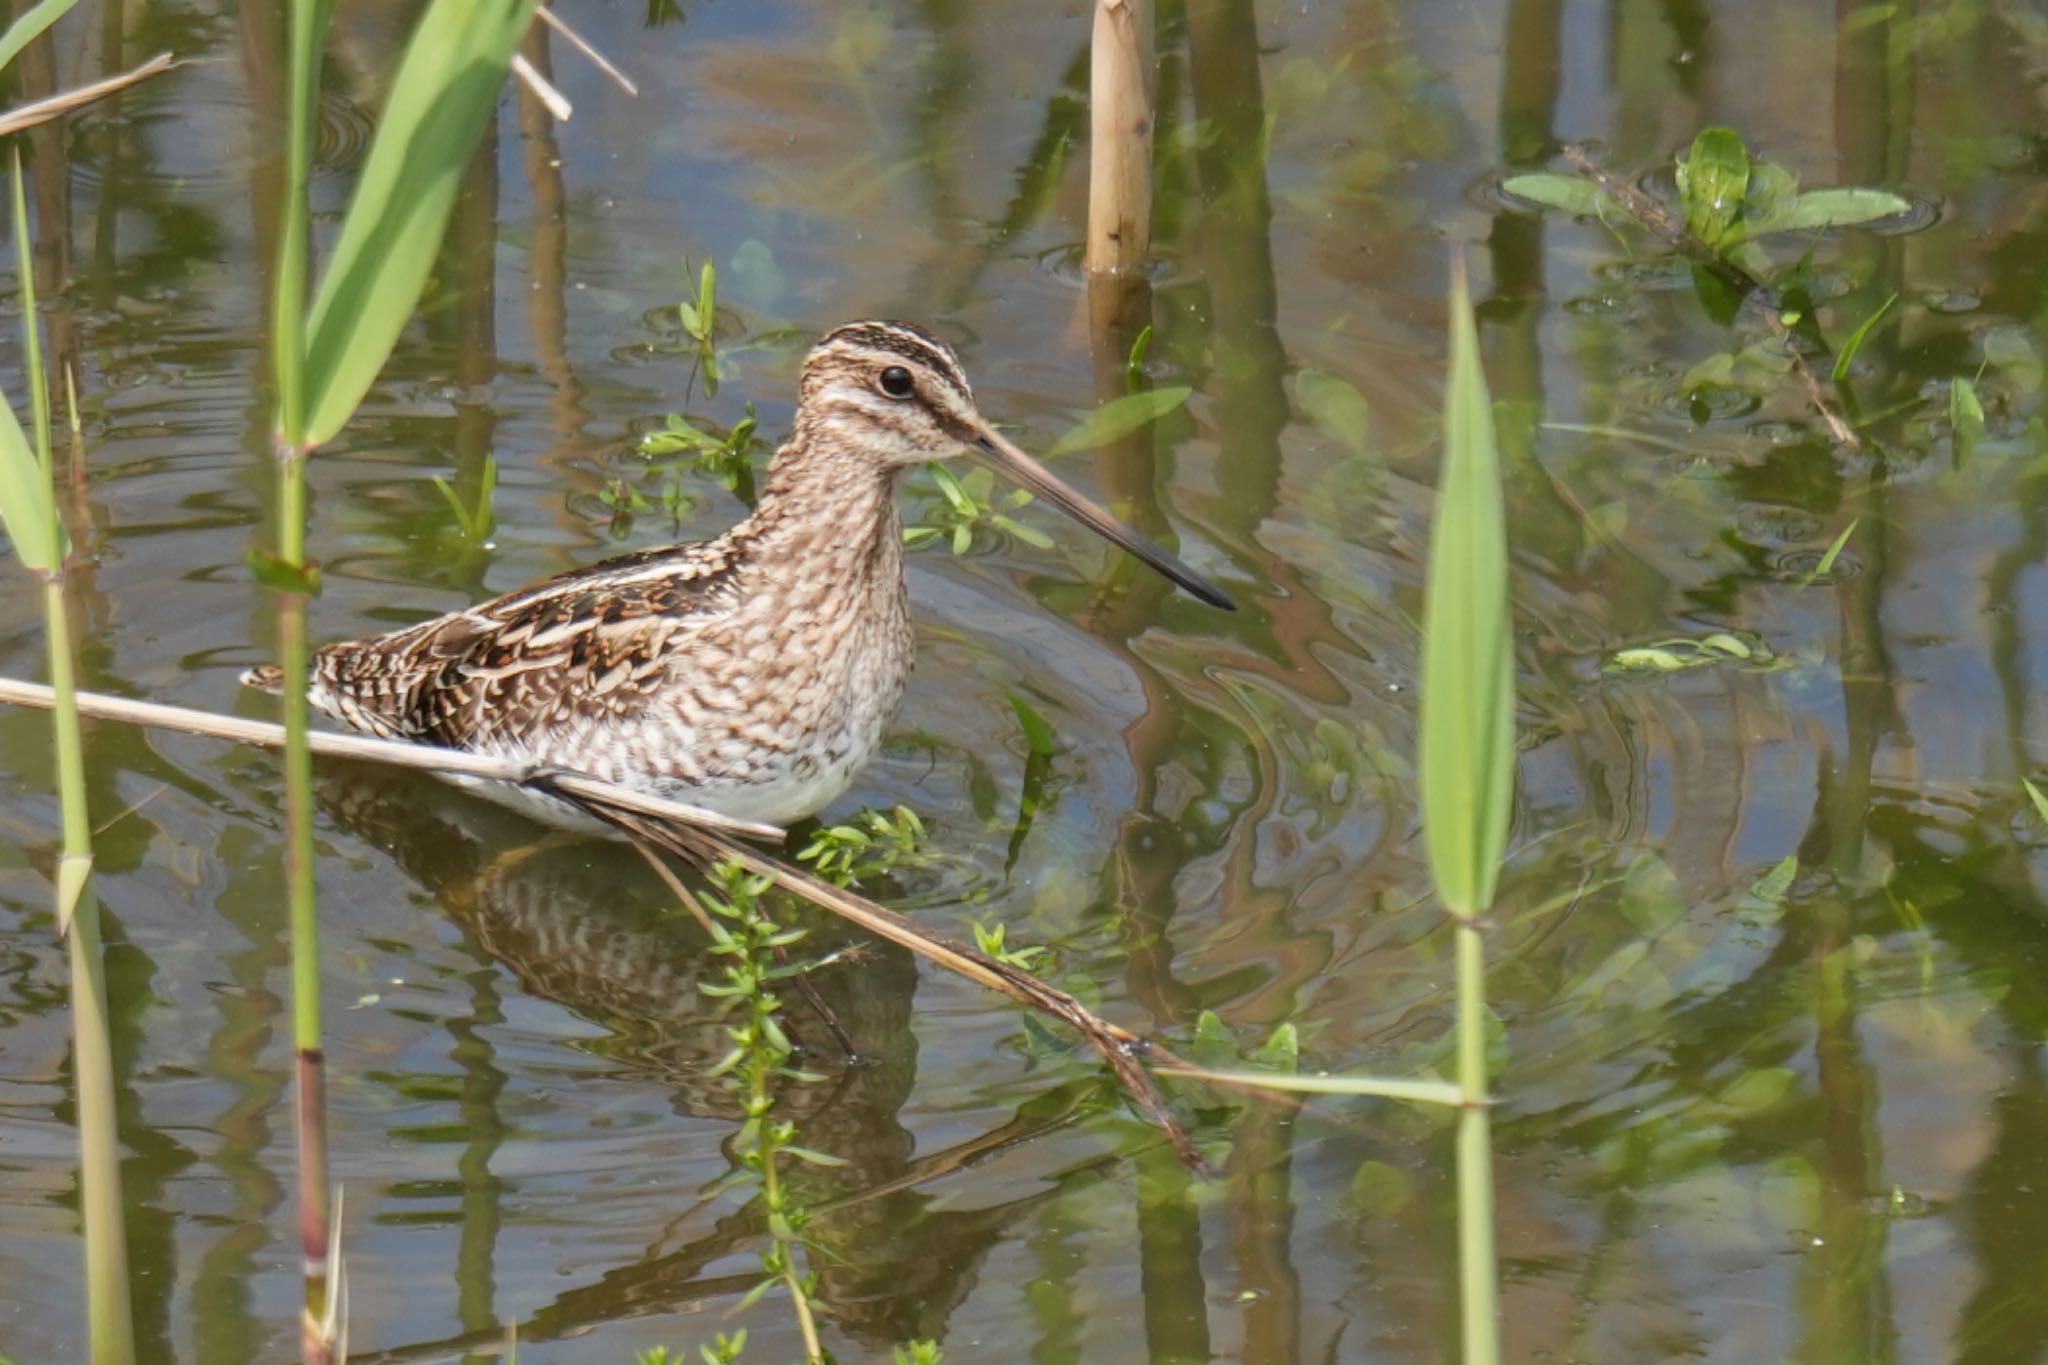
[3,1,2048,1362]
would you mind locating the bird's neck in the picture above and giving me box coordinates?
[734,436,904,576]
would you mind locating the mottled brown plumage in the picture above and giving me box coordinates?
[243,321,1232,828]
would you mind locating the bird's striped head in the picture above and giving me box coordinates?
[797,319,982,467]
[794,319,1236,611]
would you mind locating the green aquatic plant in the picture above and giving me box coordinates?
[262,0,542,1354]
[1605,630,1788,674]
[1503,127,1912,252]
[432,453,497,544]
[904,462,1055,556]
[676,259,723,396]
[0,150,134,1365]
[797,804,929,885]
[698,863,843,1365]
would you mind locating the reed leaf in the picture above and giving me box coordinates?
[0,0,77,76]
[0,389,59,572]
[301,0,541,447]
[1419,260,1514,915]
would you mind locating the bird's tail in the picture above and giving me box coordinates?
[240,664,286,693]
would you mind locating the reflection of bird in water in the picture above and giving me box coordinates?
[246,321,1232,828]
[314,761,919,1120]
[320,762,1092,1356]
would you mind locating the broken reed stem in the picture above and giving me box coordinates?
[1084,0,1152,274]
[1560,143,1860,450]
[531,789,1209,1170]
[0,677,1206,1167]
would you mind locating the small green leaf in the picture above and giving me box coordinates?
[1951,377,1984,466]
[1676,127,1750,248]
[781,1144,849,1167]
[0,389,59,573]
[1699,633,1752,659]
[1296,368,1371,457]
[1762,187,1914,236]
[1124,324,1153,390]
[246,546,323,596]
[1046,386,1193,457]
[1248,1022,1300,1073]
[1831,293,1898,382]
[1191,1009,1236,1066]
[1499,171,1611,217]
[2025,778,2048,829]
[1740,159,1800,228]
[1749,855,1798,904]
[1008,693,1056,757]
[1719,1066,1796,1114]
[1800,518,1857,586]
[1608,647,1689,672]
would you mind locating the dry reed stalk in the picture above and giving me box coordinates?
[1085,0,1153,274]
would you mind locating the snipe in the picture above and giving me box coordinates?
[243,321,1234,827]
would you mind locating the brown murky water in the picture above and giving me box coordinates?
[5,0,2048,1360]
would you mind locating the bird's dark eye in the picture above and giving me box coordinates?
[878,366,916,399]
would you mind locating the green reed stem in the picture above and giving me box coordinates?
[1453,918,1498,1365]
[47,579,135,1365]
[271,0,333,1356]
[10,147,135,1365]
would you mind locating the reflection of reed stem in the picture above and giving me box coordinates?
[1085,0,1152,273]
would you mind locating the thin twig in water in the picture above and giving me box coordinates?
[1561,142,1860,450]
[0,52,178,137]
[536,7,638,96]
[510,53,571,122]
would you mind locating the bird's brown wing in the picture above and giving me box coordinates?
[306,542,744,753]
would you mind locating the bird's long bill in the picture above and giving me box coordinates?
[970,425,1236,611]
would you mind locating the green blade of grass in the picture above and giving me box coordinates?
[0,0,78,76]
[1800,518,1858,586]
[1831,292,1897,383]
[1419,262,1514,914]
[301,0,542,447]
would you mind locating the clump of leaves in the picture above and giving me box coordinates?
[798,805,929,885]
[904,463,1054,556]
[971,920,1049,972]
[893,1343,942,1365]
[1504,127,1912,256]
